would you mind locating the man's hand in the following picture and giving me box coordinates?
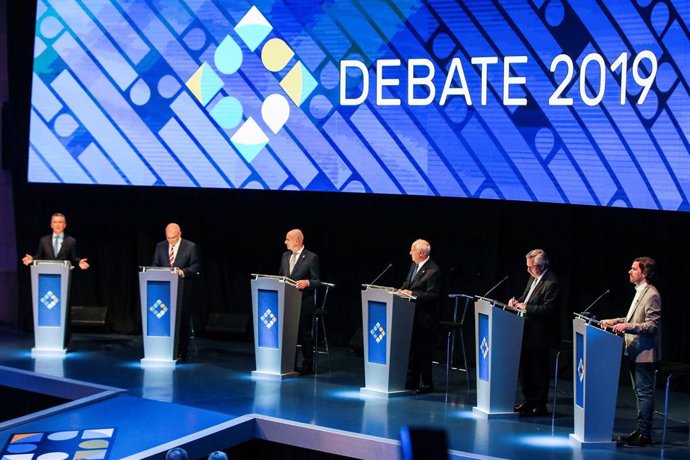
[22,254,33,266]
[295,280,310,290]
[78,258,90,270]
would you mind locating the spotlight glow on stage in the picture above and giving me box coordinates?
[515,434,572,449]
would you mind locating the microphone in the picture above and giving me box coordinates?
[369,263,393,286]
[581,289,610,315]
[483,275,509,297]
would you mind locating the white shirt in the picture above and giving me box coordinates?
[524,269,547,304]
[169,241,181,263]
[625,282,647,322]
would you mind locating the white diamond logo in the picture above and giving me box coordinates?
[40,290,59,310]
[260,309,277,329]
[480,336,490,359]
[149,299,168,318]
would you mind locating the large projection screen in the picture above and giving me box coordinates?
[28,1,690,211]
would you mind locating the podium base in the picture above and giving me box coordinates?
[472,406,519,419]
[140,358,177,368]
[31,348,67,358]
[569,434,616,448]
[251,370,298,380]
[359,387,412,398]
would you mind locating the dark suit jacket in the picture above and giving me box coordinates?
[34,233,81,266]
[517,269,561,348]
[401,258,443,326]
[279,248,321,309]
[151,239,200,278]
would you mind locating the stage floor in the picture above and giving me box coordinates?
[0,328,688,459]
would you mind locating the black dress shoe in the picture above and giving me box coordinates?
[514,402,532,413]
[297,365,313,376]
[624,434,651,447]
[416,384,434,394]
[615,430,640,444]
[529,405,548,416]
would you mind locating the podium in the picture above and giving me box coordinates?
[570,314,623,447]
[360,285,416,396]
[250,274,302,379]
[473,296,524,417]
[139,267,180,367]
[30,260,72,357]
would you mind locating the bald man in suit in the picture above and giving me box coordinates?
[151,223,200,361]
[279,229,321,375]
[601,257,661,448]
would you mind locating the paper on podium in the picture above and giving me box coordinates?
[33,259,72,269]
[361,284,417,300]
[475,295,522,314]
[251,273,298,287]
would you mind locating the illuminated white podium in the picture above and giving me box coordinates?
[30,260,72,357]
[570,314,623,447]
[251,274,302,379]
[139,267,180,367]
[473,296,524,417]
[360,285,416,396]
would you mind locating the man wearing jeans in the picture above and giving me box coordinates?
[601,257,662,448]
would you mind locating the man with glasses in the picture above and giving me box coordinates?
[508,249,561,416]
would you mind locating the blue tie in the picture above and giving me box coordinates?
[410,264,419,282]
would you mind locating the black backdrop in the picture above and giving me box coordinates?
[6,1,690,363]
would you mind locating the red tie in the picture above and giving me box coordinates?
[168,246,175,267]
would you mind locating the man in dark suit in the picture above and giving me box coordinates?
[21,213,89,269]
[278,229,321,376]
[601,257,661,448]
[400,239,443,394]
[21,213,90,347]
[509,249,561,416]
[151,223,200,361]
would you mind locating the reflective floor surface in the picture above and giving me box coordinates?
[0,328,688,459]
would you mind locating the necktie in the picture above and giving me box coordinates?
[524,278,538,303]
[168,245,175,267]
[289,252,298,275]
[410,264,419,282]
[53,236,59,256]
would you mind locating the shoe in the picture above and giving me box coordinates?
[528,405,548,416]
[176,353,187,363]
[416,384,434,394]
[615,430,639,444]
[514,402,532,413]
[624,434,651,447]
[297,365,313,376]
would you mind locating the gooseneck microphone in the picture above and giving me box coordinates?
[369,263,393,286]
[582,289,611,315]
[483,275,509,297]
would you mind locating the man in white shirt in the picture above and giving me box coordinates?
[601,257,661,448]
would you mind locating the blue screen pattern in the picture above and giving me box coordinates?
[28,1,690,211]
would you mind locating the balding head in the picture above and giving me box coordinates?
[410,239,431,264]
[165,223,182,246]
[284,229,304,252]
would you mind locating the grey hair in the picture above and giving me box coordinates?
[526,249,549,269]
[413,239,431,256]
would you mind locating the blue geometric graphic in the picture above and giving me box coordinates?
[1,427,116,459]
[367,301,387,365]
[27,1,690,211]
[146,280,171,337]
[478,313,489,382]
[258,289,279,349]
[38,273,61,327]
[576,331,584,408]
